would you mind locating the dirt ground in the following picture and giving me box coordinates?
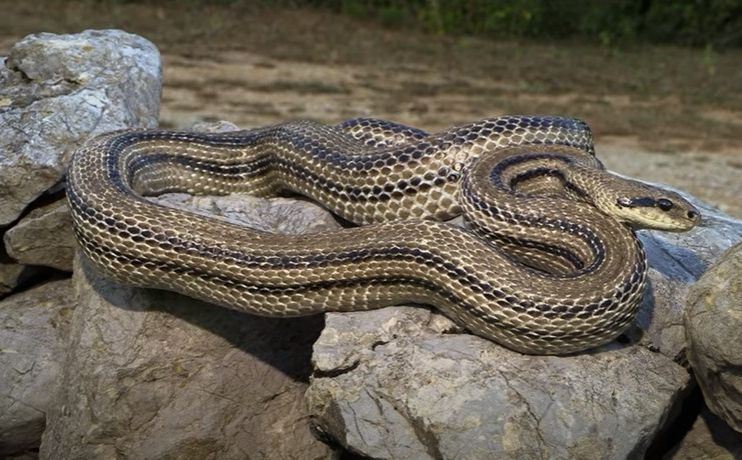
[1,1,740,217]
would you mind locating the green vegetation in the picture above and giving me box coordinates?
[52,0,741,47]
[280,0,742,47]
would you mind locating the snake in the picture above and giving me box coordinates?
[66,115,701,355]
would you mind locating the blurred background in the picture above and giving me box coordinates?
[1,0,740,216]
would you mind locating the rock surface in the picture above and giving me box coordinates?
[684,243,742,433]
[0,29,160,226]
[4,200,75,271]
[634,193,742,360]
[665,406,742,459]
[39,193,339,460]
[0,280,74,457]
[155,193,340,236]
[0,262,30,297]
[306,194,742,460]
[308,308,690,460]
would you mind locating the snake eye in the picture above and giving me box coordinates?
[656,198,673,211]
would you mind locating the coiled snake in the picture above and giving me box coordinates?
[66,116,700,354]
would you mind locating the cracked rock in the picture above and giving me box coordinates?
[40,136,339,458]
[0,280,75,457]
[4,199,75,271]
[685,242,742,433]
[306,192,742,459]
[0,240,41,297]
[307,310,690,460]
[0,29,160,226]
[634,190,742,360]
[0,262,32,297]
[665,405,742,459]
[156,193,340,236]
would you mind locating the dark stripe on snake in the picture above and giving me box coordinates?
[122,151,445,202]
[67,186,620,321]
[76,235,623,339]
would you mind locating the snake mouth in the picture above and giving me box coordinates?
[662,203,702,231]
[638,212,701,232]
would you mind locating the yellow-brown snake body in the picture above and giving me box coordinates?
[67,116,700,354]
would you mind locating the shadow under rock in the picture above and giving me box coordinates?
[152,291,326,384]
[81,258,325,383]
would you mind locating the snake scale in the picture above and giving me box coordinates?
[66,115,701,354]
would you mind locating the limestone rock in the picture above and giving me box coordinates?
[306,192,742,459]
[634,193,742,360]
[0,29,161,226]
[0,262,30,297]
[665,406,742,459]
[0,243,41,297]
[190,119,241,133]
[155,193,340,235]
[684,243,742,433]
[307,307,689,460]
[39,195,339,460]
[0,280,74,457]
[4,200,75,271]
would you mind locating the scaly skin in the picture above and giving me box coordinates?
[66,116,700,354]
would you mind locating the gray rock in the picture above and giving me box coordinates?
[635,194,742,360]
[190,119,241,133]
[0,243,42,297]
[155,193,340,235]
[306,193,742,459]
[0,262,29,297]
[39,194,338,460]
[0,280,74,457]
[4,200,75,271]
[0,29,161,226]
[665,406,742,459]
[307,307,689,460]
[684,243,742,433]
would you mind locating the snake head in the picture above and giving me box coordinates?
[611,186,701,232]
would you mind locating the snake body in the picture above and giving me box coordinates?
[66,116,700,354]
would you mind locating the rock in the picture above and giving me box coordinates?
[0,262,30,297]
[684,243,742,433]
[0,242,41,297]
[155,193,340,235]
[190,119,241,133]
[307,307,689,460]
[634,193,742,360]
[665,405,742,459]
[39,194,338,460]
[0,29,161,226]
[0,280,74,457]
[306,193,742,459]
[4,200,75,271]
